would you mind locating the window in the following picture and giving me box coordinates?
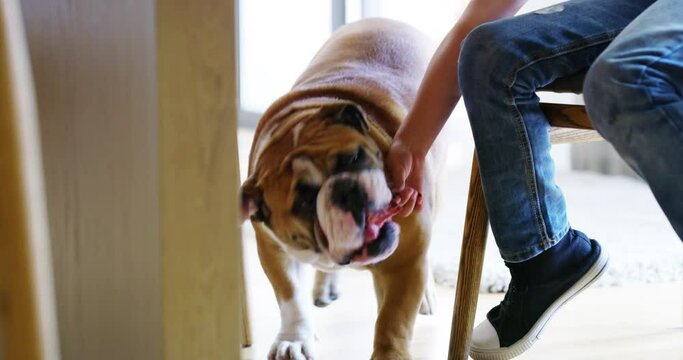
[239,0,573,129]
[239,0,333,124]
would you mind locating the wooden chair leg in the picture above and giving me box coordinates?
[240,261,252,348]
[448,152,489,360]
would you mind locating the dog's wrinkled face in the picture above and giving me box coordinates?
[242,103,399,269]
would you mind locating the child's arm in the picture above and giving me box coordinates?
[387,0,528,217]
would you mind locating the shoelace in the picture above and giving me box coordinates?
[497,281,518,318]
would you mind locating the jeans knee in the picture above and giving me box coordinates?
[459,21,521,96]
[459,24,492,94]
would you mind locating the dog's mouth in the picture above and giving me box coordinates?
[364,205,399,242]
[315,204,400,266]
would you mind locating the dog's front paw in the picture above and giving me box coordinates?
[268,339,315,360]
[313,271,340,307]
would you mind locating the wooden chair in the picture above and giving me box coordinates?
[447,75,602,359]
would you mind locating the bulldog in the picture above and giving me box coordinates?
[241,18,445,359]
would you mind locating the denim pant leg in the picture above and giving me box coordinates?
[458,0,656,262]
[584,0,683,240]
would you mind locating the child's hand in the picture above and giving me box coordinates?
[385,139,424,217]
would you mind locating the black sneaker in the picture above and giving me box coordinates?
[470,229,609,360]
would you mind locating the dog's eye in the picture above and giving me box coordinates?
[335,148,364,172]
[294,199,314,213]
[292,183,319,217]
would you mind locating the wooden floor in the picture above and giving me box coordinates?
[240,239,683,360]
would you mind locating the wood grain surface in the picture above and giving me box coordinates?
[158,0,243,359]
[0,1,60,359]
[21,1,159,359]
[448,154,489,360]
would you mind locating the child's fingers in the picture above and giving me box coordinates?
[397,191,418,218]
[414,193,423,211]
[393,187,415,208]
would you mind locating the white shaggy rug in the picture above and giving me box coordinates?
[430,167,683,293]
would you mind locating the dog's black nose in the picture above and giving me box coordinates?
[331,178,367,227]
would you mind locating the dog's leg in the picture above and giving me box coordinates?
[418,259,436,316]
[372,273,385,312]
[370,257,428,360]
[255,227,315,360]
[312,270,340,307]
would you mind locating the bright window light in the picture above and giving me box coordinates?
[239,0,332,113]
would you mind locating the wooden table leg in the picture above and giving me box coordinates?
[0,1,60,358]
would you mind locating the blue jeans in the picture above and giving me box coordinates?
[458,0,682,262]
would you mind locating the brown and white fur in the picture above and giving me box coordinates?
[241,18,444,359]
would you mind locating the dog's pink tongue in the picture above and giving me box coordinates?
[364,224,381,242]
[364,205,400,242]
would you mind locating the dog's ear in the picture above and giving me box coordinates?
[327,103,368,134]
[241,176,270,223]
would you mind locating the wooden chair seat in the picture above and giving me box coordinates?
[541,103,602,144]
[447,102,600,360]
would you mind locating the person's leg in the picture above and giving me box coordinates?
[459,0,655,262]
[457,0,656,358]
[584,0,683,240]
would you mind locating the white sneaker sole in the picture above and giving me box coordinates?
[469,249,610,360]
